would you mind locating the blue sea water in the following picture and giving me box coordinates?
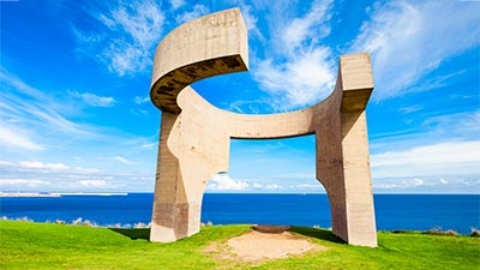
[0,193,478,234]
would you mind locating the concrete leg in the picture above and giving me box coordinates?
[341,111,377,247]
[150,112,193,242]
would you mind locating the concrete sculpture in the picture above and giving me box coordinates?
[149,8,377,247]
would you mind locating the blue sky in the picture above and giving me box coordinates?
[0,0,478,194]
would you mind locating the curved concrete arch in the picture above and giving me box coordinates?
[150,8,248,113]
[149,8,377,247]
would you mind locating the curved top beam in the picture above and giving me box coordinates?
[150,8,248,113]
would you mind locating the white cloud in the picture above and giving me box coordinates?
[79,180,107,187]
[423,111,480,139]
[373,175,479,193]
[0,68,49,100]
[370,110,480,154]
[0,71,99,145]
[134,96,150,104]
[139,143,156,150]
[98,1,164,50]
[376,178,424,189]
[121,135,159,151]
[292,183,324,191]
[0,161,152,192]
[399,105,422,114]
[280,0,333,55]
[68,90,115,107]
[18,161,69,171]
[169,0,185,10]
[241,5,257,33]
[113,156,136,165]
[351,0,480,99]
[0,179,51,187]
[74,1,165,76]
[0,124,43,151]
[371,141,480,178]
[235,2,263,40]
[0,160,14,166]
[208,173,249,191]
[253,0,336,110]
[251,182,284,191]
[255,47,335,109]
[175,4,209,24]
[0,160,99,174]
[226,0,264,41]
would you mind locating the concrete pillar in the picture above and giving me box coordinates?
[150,112,192,242]
[341,111,377,246]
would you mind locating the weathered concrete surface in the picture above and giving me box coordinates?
[150,8,377,247]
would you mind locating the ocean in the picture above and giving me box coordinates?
[0,193,478,234]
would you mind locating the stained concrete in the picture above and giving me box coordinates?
[149,8,377,247]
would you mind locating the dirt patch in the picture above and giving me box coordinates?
[252,225,290,233]
[204,230,326,263]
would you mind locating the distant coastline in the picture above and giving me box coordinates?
[0,192,128,198]
[0,192,61,198]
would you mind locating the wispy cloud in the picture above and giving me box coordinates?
[169,0,185,10]
[18,161,69,171]
[422,111,480,139]
[130,108,149,116]
[371,141,480,178]
[251,182,284,191]
[227,0,263,39]
[375,177,429,190]
[0,70,99,152]
[68,90,115,107]
[134,96,150,104]
[240,4,262,38]
[279,0,333,55]
[73,1,165,76]
[291,183,325,192]
[226,99,272,114]
[350,0,480,99]
[175,4,209,24]
[370,110,480,153]
[0,160,99,174]
[0,158,152,192]
[113,156,136,165]
[252,0,335,110]
[399,105,422,114]
[0,179,51,188]
[373,175,479,194]
[0,124,43,151]
[79,180,107,187]
[139,142,157,150]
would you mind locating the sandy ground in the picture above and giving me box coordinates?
[204,230,326,263]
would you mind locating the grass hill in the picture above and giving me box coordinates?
[1,220,478,269]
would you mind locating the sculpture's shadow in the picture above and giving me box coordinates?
[110,228,150,240]
[109,226,345,244]
[288,226,345,244]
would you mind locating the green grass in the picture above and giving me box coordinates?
[1,221,478,270]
